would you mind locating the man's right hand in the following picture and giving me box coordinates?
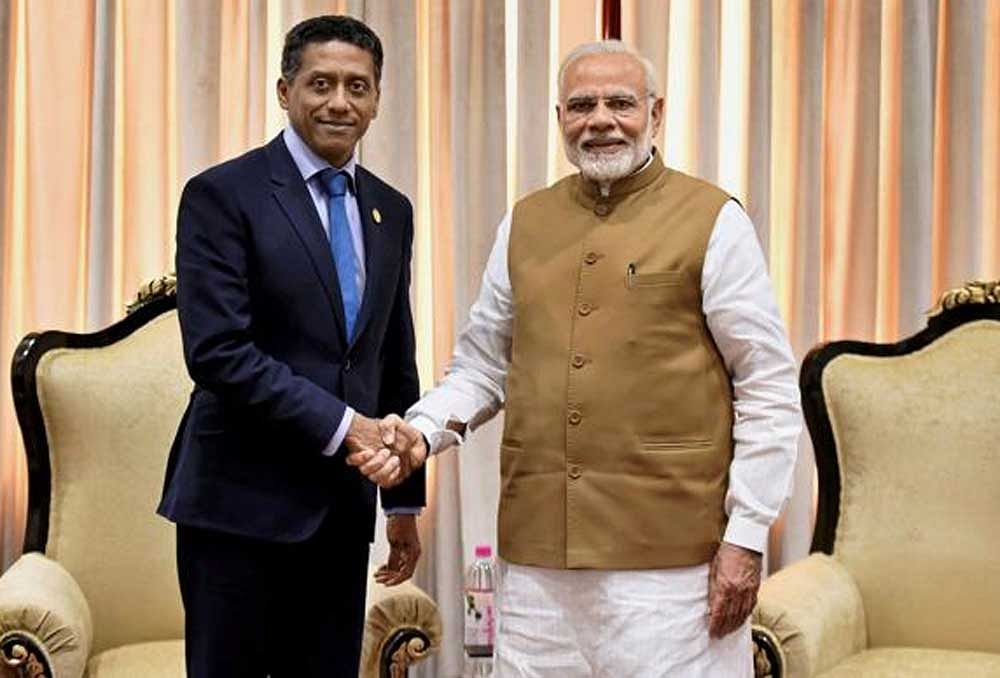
[344,414,403,486]
[345,414,427,488]
[344,414,384,453]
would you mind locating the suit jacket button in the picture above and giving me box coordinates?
[568,464,582,479]
[344,359,352,372]
[568,410,582,425]
[594,202,610,217]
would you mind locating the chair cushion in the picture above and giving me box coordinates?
[38,312,190,653]
[817,647,1000,677]
[822,320,1000,651]
[85,640,184,678]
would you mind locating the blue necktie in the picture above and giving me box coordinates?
[321,169,361,342]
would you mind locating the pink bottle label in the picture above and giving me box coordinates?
[464,590,495,648]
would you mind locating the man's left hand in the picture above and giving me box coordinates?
[375,515,422,587]
[707,542,762,638]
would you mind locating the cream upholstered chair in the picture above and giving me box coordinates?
[750,281,1000,678]
[0,276,441,678]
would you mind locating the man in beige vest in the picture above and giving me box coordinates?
[350,40,800,676]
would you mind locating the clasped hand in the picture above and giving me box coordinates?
[344,413,427,488]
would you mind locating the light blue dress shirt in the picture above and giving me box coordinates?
[282,126,420,517]
[282,125,362,458]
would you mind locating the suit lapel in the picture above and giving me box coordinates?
[351,167,388,348]
[265,135,349,344]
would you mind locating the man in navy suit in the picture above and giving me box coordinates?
[158,15,426,678]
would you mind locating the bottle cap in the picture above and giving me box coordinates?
[474,545,492,559]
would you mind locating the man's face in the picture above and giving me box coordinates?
[277,40,379,167]
[558,52,663,184]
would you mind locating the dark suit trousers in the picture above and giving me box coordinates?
[177,516,370,678]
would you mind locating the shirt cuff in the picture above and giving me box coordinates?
[322,407,355,457]
[385,507,422,516]
[723,515,771,554]
[408,414,462,455]
[411,387,483,427]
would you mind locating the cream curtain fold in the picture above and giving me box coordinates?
[1,3,998,677]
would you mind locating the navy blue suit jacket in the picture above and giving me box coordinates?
[158,133,425,543]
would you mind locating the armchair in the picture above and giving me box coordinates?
[751,281,1000,677]
[0,276,441,678]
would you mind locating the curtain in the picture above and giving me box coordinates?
[1,2,998,676]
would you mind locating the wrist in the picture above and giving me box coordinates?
[721,541,762,557]
[388,513,417,522]
[348,413,369,434]
[347,414,377,444]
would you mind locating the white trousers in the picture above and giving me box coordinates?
[494,559,752,678]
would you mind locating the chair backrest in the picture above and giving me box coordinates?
[803,292,1000,654]
[15,295,189,654]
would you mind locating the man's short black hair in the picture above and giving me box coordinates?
[281,15,383,86]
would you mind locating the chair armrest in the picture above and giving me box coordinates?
[0,553,93,678]
[752,624,786,678]
[752,553,867,678]
[360,578,442,678]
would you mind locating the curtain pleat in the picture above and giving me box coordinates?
[115,1,176,313]
[769,0,827,568]
[821,0,881,341]
[893,0,936,338]
[933,0,988,296]
[984,1,1000,273]
[514,0,551,198]
[1,0,96,571]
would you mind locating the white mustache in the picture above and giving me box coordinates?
[580,136,628,148]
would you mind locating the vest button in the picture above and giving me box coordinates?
[594,202,610,217]
[571,354,586,368]
[568,464,582,479]
[578,303,593,316]
[568,410,582,425]
[584,251,599,265]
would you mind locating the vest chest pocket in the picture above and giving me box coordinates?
[626,265,684,289]
[623,266,690,312]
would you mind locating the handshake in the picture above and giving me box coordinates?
[344,413,428,488]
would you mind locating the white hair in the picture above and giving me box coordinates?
[557,40,658,99]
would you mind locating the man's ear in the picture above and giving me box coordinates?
[276,77,289,110]
[650,96,664,137]
[555,104,562,124]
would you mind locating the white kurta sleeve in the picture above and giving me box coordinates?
[701,201,802,553]
[406,214,515,454]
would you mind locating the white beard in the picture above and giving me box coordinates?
[564,112,655,187]
[574,147,638,184]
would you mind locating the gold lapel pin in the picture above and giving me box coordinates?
[372,208,382,224]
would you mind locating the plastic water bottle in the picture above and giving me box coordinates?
[464,544,496,658]
[464,656,494,676]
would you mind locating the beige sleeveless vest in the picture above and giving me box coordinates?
[500,153,734,569]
